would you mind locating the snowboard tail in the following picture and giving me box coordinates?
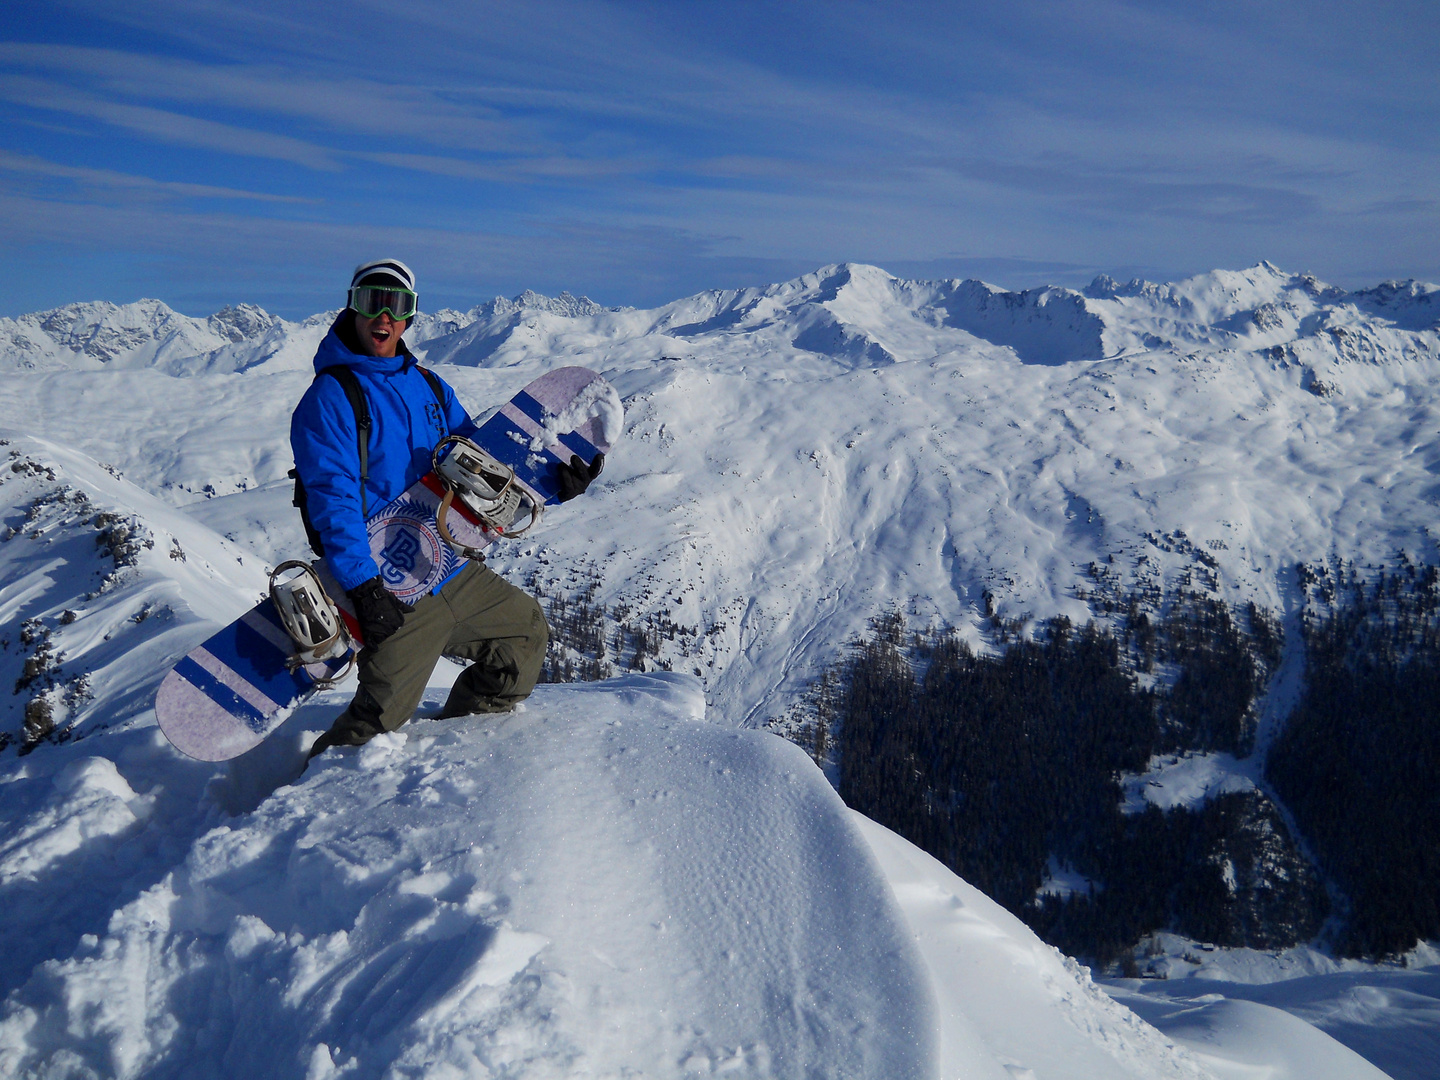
[155,599,350,761]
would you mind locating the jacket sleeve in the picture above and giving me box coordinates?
[290,378,377,591]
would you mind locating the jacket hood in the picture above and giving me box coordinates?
[312,311,417,377]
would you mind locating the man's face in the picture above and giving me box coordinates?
[353,310,407,358]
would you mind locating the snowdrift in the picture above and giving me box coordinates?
[0,674,1218,1079]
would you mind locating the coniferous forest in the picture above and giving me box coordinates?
[815,559,1440,963]
[1267,558,1440,958]
[825,600,1328,965]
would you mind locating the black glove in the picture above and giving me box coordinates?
[556,453,604,502]
[307,716,381,759]
[346,577,412,649]
[307,689,385,761]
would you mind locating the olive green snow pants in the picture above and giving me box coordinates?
[322,561,548,747]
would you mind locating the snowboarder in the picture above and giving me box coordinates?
[291,259,603,758]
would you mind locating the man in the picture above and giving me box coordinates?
[292,259,601,757]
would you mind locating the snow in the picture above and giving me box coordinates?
[1107,994,1390,1080]
[1,670,1312,1080]
[6,260,1439,732]
[1037,855,1103,899]
[1088,933,1440,1079]
[1118,753,1256,814]
[1106,967,1440,1080]
[855,815,1204,1080]
[2,261,1438,1077]
[0,673,1169,1080]
[0,673,1408,1078]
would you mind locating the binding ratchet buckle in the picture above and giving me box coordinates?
[269,561,354,686]
[432,435,542,557]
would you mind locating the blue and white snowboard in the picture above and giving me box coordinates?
[155,366,621,761]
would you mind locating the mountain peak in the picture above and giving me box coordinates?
[491,289,612,319]
[816,261,895,279]
[207,303,281,343]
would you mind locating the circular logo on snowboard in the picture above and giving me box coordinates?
[368,499,447,604]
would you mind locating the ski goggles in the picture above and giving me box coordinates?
[348,285,418,320]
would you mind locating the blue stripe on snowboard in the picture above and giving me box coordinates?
[473,414,566,499]
[557,429,601,462]
[175,657,272,734]
[509,390,547,425]
[202,605,309,705]
[509,391,602,465]
[243,604,350,683]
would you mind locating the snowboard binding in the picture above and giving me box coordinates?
[269,561,354,685]
[432,435,542,556]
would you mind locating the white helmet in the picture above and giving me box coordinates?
[350,258,416,292]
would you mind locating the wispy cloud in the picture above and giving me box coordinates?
[0,43,534,154]
[919,155,1320,226]
[0,150,316,203]
[0,73,342,171]
[0,187,814,314]
[350,150,659,184]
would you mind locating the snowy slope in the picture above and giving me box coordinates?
[0,299,302,375]
[0,434,271,743]
[856,814,1207,1080]
[0,673,1241,1080]
[1105,951,1437,1080]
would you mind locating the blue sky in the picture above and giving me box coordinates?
[2,0,1436,318]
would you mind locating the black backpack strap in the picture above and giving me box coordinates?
[415,364,450,439]
[317,366,372,518]
[416,364,445,409]
[292,363,446,557]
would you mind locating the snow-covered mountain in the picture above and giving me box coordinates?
[0,299,299,375]
[1,262,1437,1077]
[13,259,1432,721]
[0,289,616,377]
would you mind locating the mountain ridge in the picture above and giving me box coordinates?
[8,261,1436,377]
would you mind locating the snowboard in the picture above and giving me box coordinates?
[155,366,620,762]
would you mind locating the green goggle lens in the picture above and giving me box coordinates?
[349,285,418,320]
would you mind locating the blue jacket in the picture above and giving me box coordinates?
[290,318,476,591]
